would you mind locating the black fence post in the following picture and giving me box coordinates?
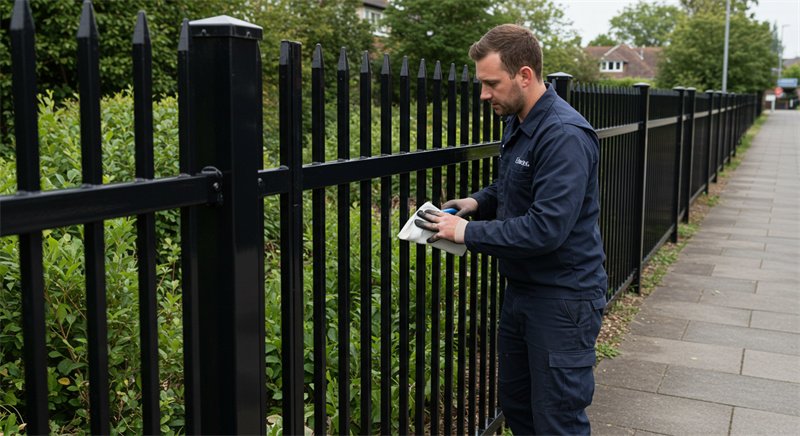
[633,83,650,292]
[704,90,715,194]
[682,88,696,224]
[547,72,572,104]
[671,87,686,243]
[187,16,265,434]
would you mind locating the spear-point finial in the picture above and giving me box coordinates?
[433,61,442,80]
[381,54,390,75]
[361,50,371,74]
[460,64,469,82]
[338,47,349,71]
[178,18,189,52]
[448,63,456,81]
[418,59,426,79]
[77,0,98,39]
[312,44,323,68]
[133,11,150,45]
[10,0,34,32]
[400,56,409,76]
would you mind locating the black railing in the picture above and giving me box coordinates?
[1,2,760,435]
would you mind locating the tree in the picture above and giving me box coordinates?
[383,0,499,69]
[657,12,776,92]
[679,0,757,17]
[383,0,597,81]
[589,33,617,46]
[608,1,684,47]
[0,0,229,144]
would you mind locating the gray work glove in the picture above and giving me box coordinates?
[441,197,478,218]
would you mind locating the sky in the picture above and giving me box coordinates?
[561,0,800,59]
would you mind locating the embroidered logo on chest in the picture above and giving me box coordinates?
[514,157,530,168]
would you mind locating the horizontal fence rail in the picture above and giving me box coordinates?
[1,2,759,434]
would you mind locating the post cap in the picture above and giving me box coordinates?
[190,15,262,40]
[673,86,686,91]
[546,72,573,80]
[633,82,651,88]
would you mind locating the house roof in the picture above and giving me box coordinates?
[363,0,389,9]
[584,44,663,79]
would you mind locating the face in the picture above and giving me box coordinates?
[475,52,526,117]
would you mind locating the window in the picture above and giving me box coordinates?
[600,60,624,72]
[365,9,388,36]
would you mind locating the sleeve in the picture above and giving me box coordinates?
[463,127,595,258]
[469,182,498,220]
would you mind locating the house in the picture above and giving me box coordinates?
[357,0,389,37]
[584,44,663,80]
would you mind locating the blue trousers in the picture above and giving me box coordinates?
[498,287,605,435]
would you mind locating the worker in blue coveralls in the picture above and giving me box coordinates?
[414,24,607,435]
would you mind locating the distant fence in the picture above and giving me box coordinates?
[1,1,759,435]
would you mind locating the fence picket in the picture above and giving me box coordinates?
[132,11,160,434]
[77,2,111,432]
[10,1,49,432]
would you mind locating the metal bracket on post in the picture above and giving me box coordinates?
[633,82,650,292]
[547,72,572,104]
[201,166,224,206]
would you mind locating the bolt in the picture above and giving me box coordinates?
[212,182,220,191]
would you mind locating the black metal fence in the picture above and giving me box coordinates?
[1,2,760,435]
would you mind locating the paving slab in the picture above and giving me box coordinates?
[588,385,732,436]
[760,258,800,273]
[742,349,800,383]
[722,247,798,262]
[712,263,798,283]
[757,281,800,298]
[750,310,800,334]
[699,289,800,315]
[629,311,689,340]
[645,286,703,304]
[678,253,762,269]
[644,300,751,327]
[730,407,800,436]
[660,272,756,293]
[658,366,800,416]
[668,262,714,276]
[682,320,800,355]
[591,422,636,436]
[618,335,743,373]
[595,358,667,393]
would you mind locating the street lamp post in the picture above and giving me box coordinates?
[722,0,730,92]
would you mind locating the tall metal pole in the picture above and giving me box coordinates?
[722,0,731,92]
[778,24,789,80]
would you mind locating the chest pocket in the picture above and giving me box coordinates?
[503,157,534,217]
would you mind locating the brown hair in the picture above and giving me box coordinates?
[469,24,542,80]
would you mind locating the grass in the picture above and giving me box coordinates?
[594,112,769,364]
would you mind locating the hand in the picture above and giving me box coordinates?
[414,209,468,243]
[441,197,478,218]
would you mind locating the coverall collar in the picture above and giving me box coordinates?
[506,82,557,140]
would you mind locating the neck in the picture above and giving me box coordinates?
[517,80,547,122]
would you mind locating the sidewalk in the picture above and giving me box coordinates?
[587,110,800,435]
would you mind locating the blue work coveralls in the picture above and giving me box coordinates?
[464,84,608,435]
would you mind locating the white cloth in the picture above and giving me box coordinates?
[397,202,468,256]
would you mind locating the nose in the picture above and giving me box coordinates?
[480,84,492,101]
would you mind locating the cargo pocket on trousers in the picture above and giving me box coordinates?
[548,348,596,411]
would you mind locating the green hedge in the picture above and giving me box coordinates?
[1,91,464,434]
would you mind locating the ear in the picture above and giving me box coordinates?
[518,66,535,87]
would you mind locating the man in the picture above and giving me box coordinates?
[414,24,607,435]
